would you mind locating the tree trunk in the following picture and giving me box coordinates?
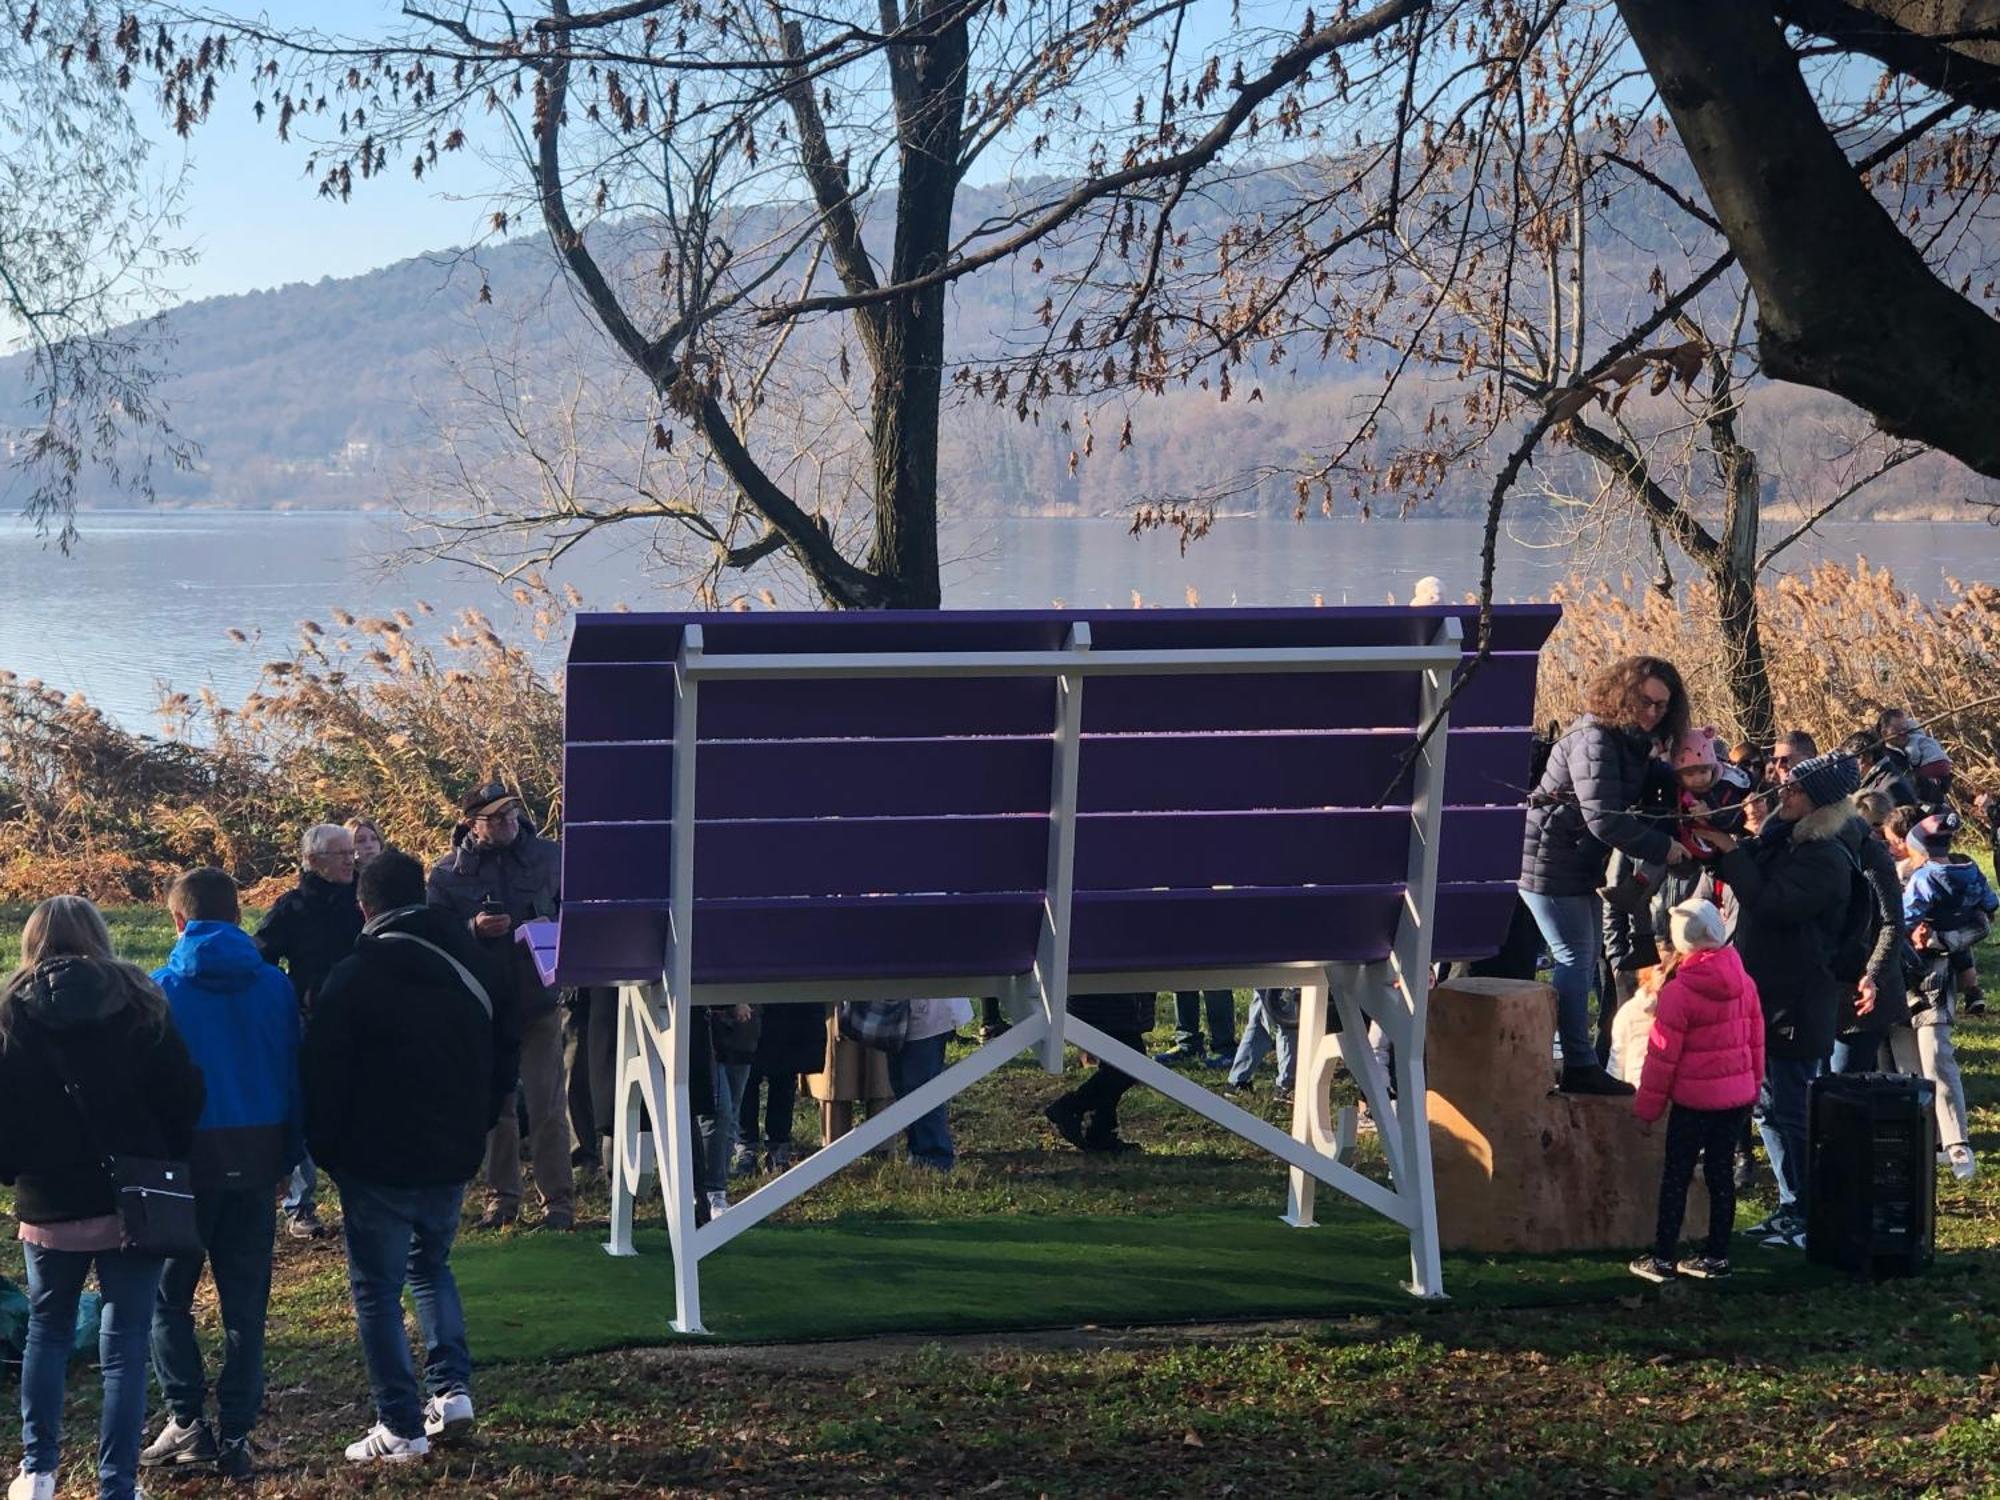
[1616,0,2000,478]
[1713,567,1776,748]
[865,2,968,610]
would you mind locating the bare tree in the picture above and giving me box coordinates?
[0,2,197,545]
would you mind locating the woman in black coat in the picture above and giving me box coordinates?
[0,896,206,1500]
[1518,655,1690,1094]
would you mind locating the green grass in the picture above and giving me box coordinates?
[2,903,2000,1494]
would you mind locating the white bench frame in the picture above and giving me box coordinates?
[602,616,1463,1333]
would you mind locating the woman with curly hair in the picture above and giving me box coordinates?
[1520,655,1692,1094]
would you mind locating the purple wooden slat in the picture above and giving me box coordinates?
[564,816,1049,902]
[697,737,1052,817]
[701,678,1058,740]
[1072,806,1524,890]
[564,742,674,823]
[689,893,1043,983]
[552,903,669,987]
[1070,886,1405,970]
[1076,728,1533,812]
[1080,653,1538,733]
[567,663,675,742]
[563,727,1531,826]
[551,881,1522,986]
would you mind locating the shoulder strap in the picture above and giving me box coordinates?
[29,1020,117,1176]
[375,932,494,1019]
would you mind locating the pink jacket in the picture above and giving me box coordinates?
[1634,946,1765,1122]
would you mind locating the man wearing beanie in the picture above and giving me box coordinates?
[1693,749,1861,1250]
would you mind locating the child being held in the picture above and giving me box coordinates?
[1629,898,1764,1283]
[1601,728,1743,915]
[1906,811,1995,1016]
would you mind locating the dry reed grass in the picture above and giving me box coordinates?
[1541,560,2000,782]
[0,600,564,901]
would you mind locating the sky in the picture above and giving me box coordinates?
[145,0,1251,305]
[142,2,512,303]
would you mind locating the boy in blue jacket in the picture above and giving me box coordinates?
[140,868,303,1481]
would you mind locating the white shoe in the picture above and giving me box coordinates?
[1949,1144,1978,1181]
[9,1467,55,1500]
[706,1189,730,1216]
[344,1422,430,1463]
[424,1390,476,1444]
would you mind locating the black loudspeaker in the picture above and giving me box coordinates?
[1807,1071,1936,1278]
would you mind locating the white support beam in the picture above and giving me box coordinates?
[1381,615,1459,1301]
[681,642,1463,682]
[1066,1018,1410,1227]
[1284,970,1335,1228]
[660,985,704,1332]
[1035,623,1089,1073]
[694,1016,1050,1259]
[665,625,703,1010]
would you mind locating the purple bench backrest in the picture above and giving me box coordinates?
[550,606,1558,987]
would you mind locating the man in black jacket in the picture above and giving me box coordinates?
[426,780,573,1231]
[305,850,517,1465]
[254,823,363,1239]
[1699,749,1860,1250]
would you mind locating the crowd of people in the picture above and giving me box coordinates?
[1,664,1990,1495]
[1517,655,1989,1283]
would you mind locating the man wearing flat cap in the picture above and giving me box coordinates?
[426,780,573,1231]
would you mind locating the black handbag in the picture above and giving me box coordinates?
[40,1032,201,1258]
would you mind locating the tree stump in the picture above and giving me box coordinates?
[1426,977,1710,1253]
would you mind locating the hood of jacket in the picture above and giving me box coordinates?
[1672,944,1748,1002]
[1912,855,1991,906]
[1761,796,1853,848]
[161,921,269,994]
[7,955,147,1031]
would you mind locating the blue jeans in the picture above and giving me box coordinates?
[334,1176,471,1440]
[886,1033,954,1169]
[1170,990,1236,1053]
[1227,996,1299,1089]
[1831,1034,1880,1074]
[1757,1055,1823,1213]
[283,1153,317,1221]
[20,1244,164,1500]
[1519,889,1601,1067]
[150,1187,276,1441]
[701,1061,751,1192]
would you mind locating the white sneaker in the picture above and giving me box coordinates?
[344,1422,430,1463]
[9,1467,55,1500]
[424,1390,476,1444]
[706,1189,730,1216]
[1949,1144,1978,1181]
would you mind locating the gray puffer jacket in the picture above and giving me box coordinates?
[1519,716,1674,897]
[427,824,562,1018]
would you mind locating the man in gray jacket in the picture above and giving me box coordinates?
[426,781,572,1231]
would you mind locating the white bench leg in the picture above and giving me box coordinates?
[1284,971,1335,1227]
[661,986,707,1334]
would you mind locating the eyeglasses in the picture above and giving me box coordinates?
[1770,754,1795,768]
[1641,691,1671,708]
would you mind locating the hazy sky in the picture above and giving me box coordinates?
[146,2,515,304]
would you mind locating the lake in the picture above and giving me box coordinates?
[3,509,1993,727]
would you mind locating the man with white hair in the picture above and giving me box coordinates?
[254,822,363,1238]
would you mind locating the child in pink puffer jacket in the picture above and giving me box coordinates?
[1630,898,1765,1283]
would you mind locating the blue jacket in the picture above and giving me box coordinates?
[153,921,304,1193]
[1905,855,2000,934]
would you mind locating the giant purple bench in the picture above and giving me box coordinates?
[537,604,1559,1331]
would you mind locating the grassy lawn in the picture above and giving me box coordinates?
[0,904,1998,1495]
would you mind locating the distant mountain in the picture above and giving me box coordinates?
[4,168,1995,523]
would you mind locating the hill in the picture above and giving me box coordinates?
[4,172,1997,522]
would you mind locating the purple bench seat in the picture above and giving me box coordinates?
[549,605,1558,991]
